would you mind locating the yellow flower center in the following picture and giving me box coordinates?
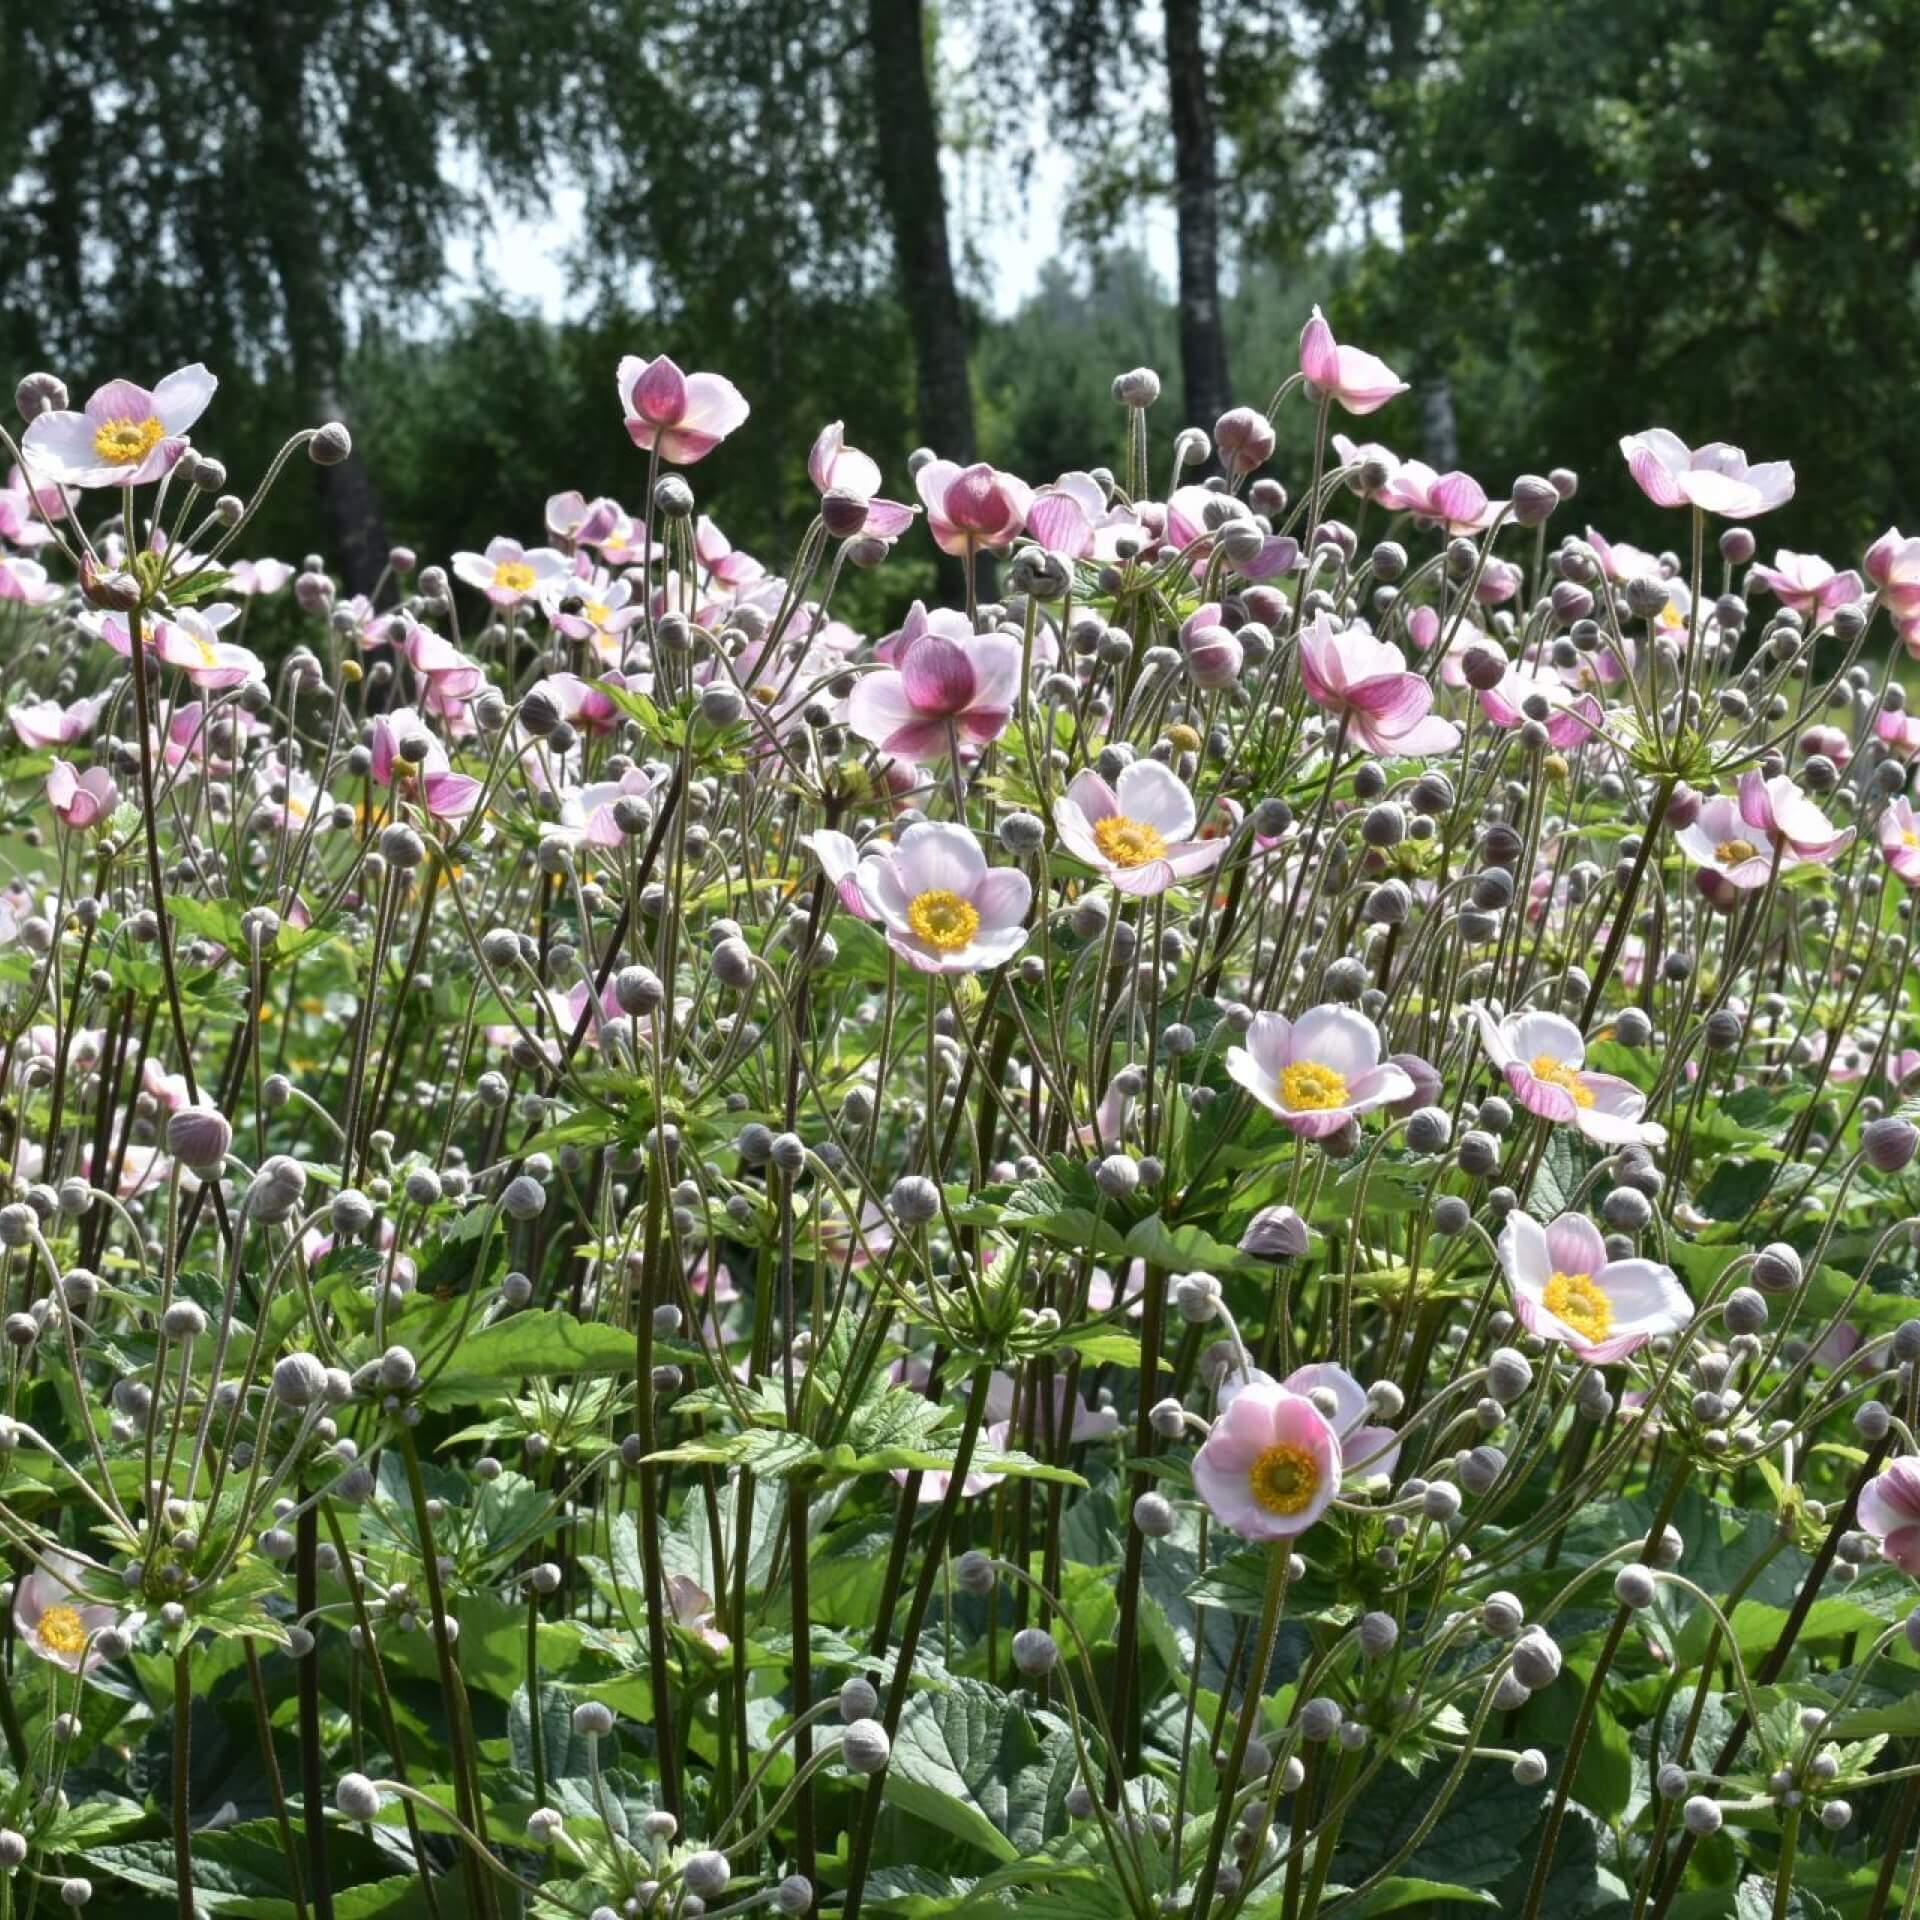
[1714,837,1758,864]
[1092,814,1168,868]
[1249,1441,1321,1516]
[1529,1054,1594,1108]
[36,1604,90,1657]
[751,684,779,705]
[906,888,980,952]
[1279,1061,1350,1111]
[583,601,612,629]
[1543,1271,1614,1344]
[493,561,537,593]
[92,415,166,465]
[1903,832,1920,851]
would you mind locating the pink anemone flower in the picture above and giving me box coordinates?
[1192,1380,1341,1540]
[1298,308,1409,418]
[13,1552,123,1672]
[452,536,568,609]
[1735,769,1853,867]
[618,354,750,465]
[1377,462,1503,534]
[915,460,1033,557]
[21,364,216,489]
[1498,1210,1692,1365]
[1860,1459,1920,1577]
[1297,611,1461,757]
[46,760,117,830]
[1749,551,1863,622]
[1218,1360,1400,1485]
[368,707,482,819]
[1676,794,1782,891]
[1619,430,1794,519]
[1225,1005,1413,1140]
[0,556,58,604]
[851,822,1031,975]
[1881,799,1920,886]
[845,628,1021,761]
[800,829,883,921]
[9,695,100,748]
[1052,760,1229,898]
[1472,1004,1665,1147]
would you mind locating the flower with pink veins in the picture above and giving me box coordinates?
[1618,430,1794,519]
[1377,462,1503,533]
[846,626,1022,760]
[1472,1004,1666,1146]
[1867,529,1920,655]
[617,354,750,465]
[21,363,216,489]
[1736,769,1853,867]
[800,829,883,921]
[451,536,568,609]
[1297,611,1461,757]
[1498,1210,1691,1366]
[1053,760,1229,898]
[851,822,1031,975]
[1860,1459,1920,1577]
[90,603,262,691]
[45,760,116,830]
[9,694,101,749]
[1879,798,1920,886]
[0,555,57,605]
[694,514,764,588]
[368,707,482,819]
[872,600,974,667]
[1226,1005,1413,1140]
[915,459,1033,557]
[808,420,883,497]
[1749,550,1863,622]
[1192,1379,1341,1541]
[1298,308,1409,417]
[985,1372,1120,1443]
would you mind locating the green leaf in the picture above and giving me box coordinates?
[1124,1214,1256,1276]
[423,1308,637,1400]
[884,1676,1077,1863]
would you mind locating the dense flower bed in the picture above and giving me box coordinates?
[2,314,1920,1919]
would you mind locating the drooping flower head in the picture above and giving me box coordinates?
[1297,612,1460,758]
[21,364,217,489]
[1053,761,1229,898]
[1880,798,1920,887]
[1748,551,1863,623]
[46,760,117,831]
[1226,1007,1413,1140]
[1498,1211,1692,1365]
[915,460,1033,557]
[1860,1460,1920,1577]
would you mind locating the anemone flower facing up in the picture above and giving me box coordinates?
[21,364,217,489]
[1052,760,1229,898]
[1472,1004,1666,1146]
[1225,1006,1413,1140]
[1497,1210,1692,1365]
[1193,1380,1341,1541]
[452,536,569,610]
[852,822,1031,974]
[13,1552,122,1673]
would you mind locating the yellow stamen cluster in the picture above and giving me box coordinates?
[1543,1271,1614,1343]
[1249,1442,1321,1516]
[1714,837,1759,864]
[492,560,538,593]
[35,1604,89,1657]
[1280,1061,1349,1111]
[906,888,979,953]
[1092,815,1167,868]
[91,415,165,465]
[1529,1054,1594,1109]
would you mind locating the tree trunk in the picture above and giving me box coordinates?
[1165,0,1232,436]
[867,0,981,601]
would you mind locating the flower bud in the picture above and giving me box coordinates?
[684,1852,730,1898]
[1512,1749,1549,1785]
[1357,1611,1398,1657]
[839,1677,879,1722]
[1753,1243,1802,1293]
[336,1773,383,1820]
[1864,1116,1920,1173]
[954,1550,997,1596]
[309,422,352,467]
[245,1156,309,1224]
[1614,1565,1657,1610]
[1682,1796,1722,1836]
[273,1351,328,1407]
[165,1105,233,1173]
[1012,1627,1058,1677]
[1239,1205,1308,1260]
[15,371,67,420]
[571,1701,615,1737]
[842,1718,891,1774]
[1510,1627,1561,1690]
